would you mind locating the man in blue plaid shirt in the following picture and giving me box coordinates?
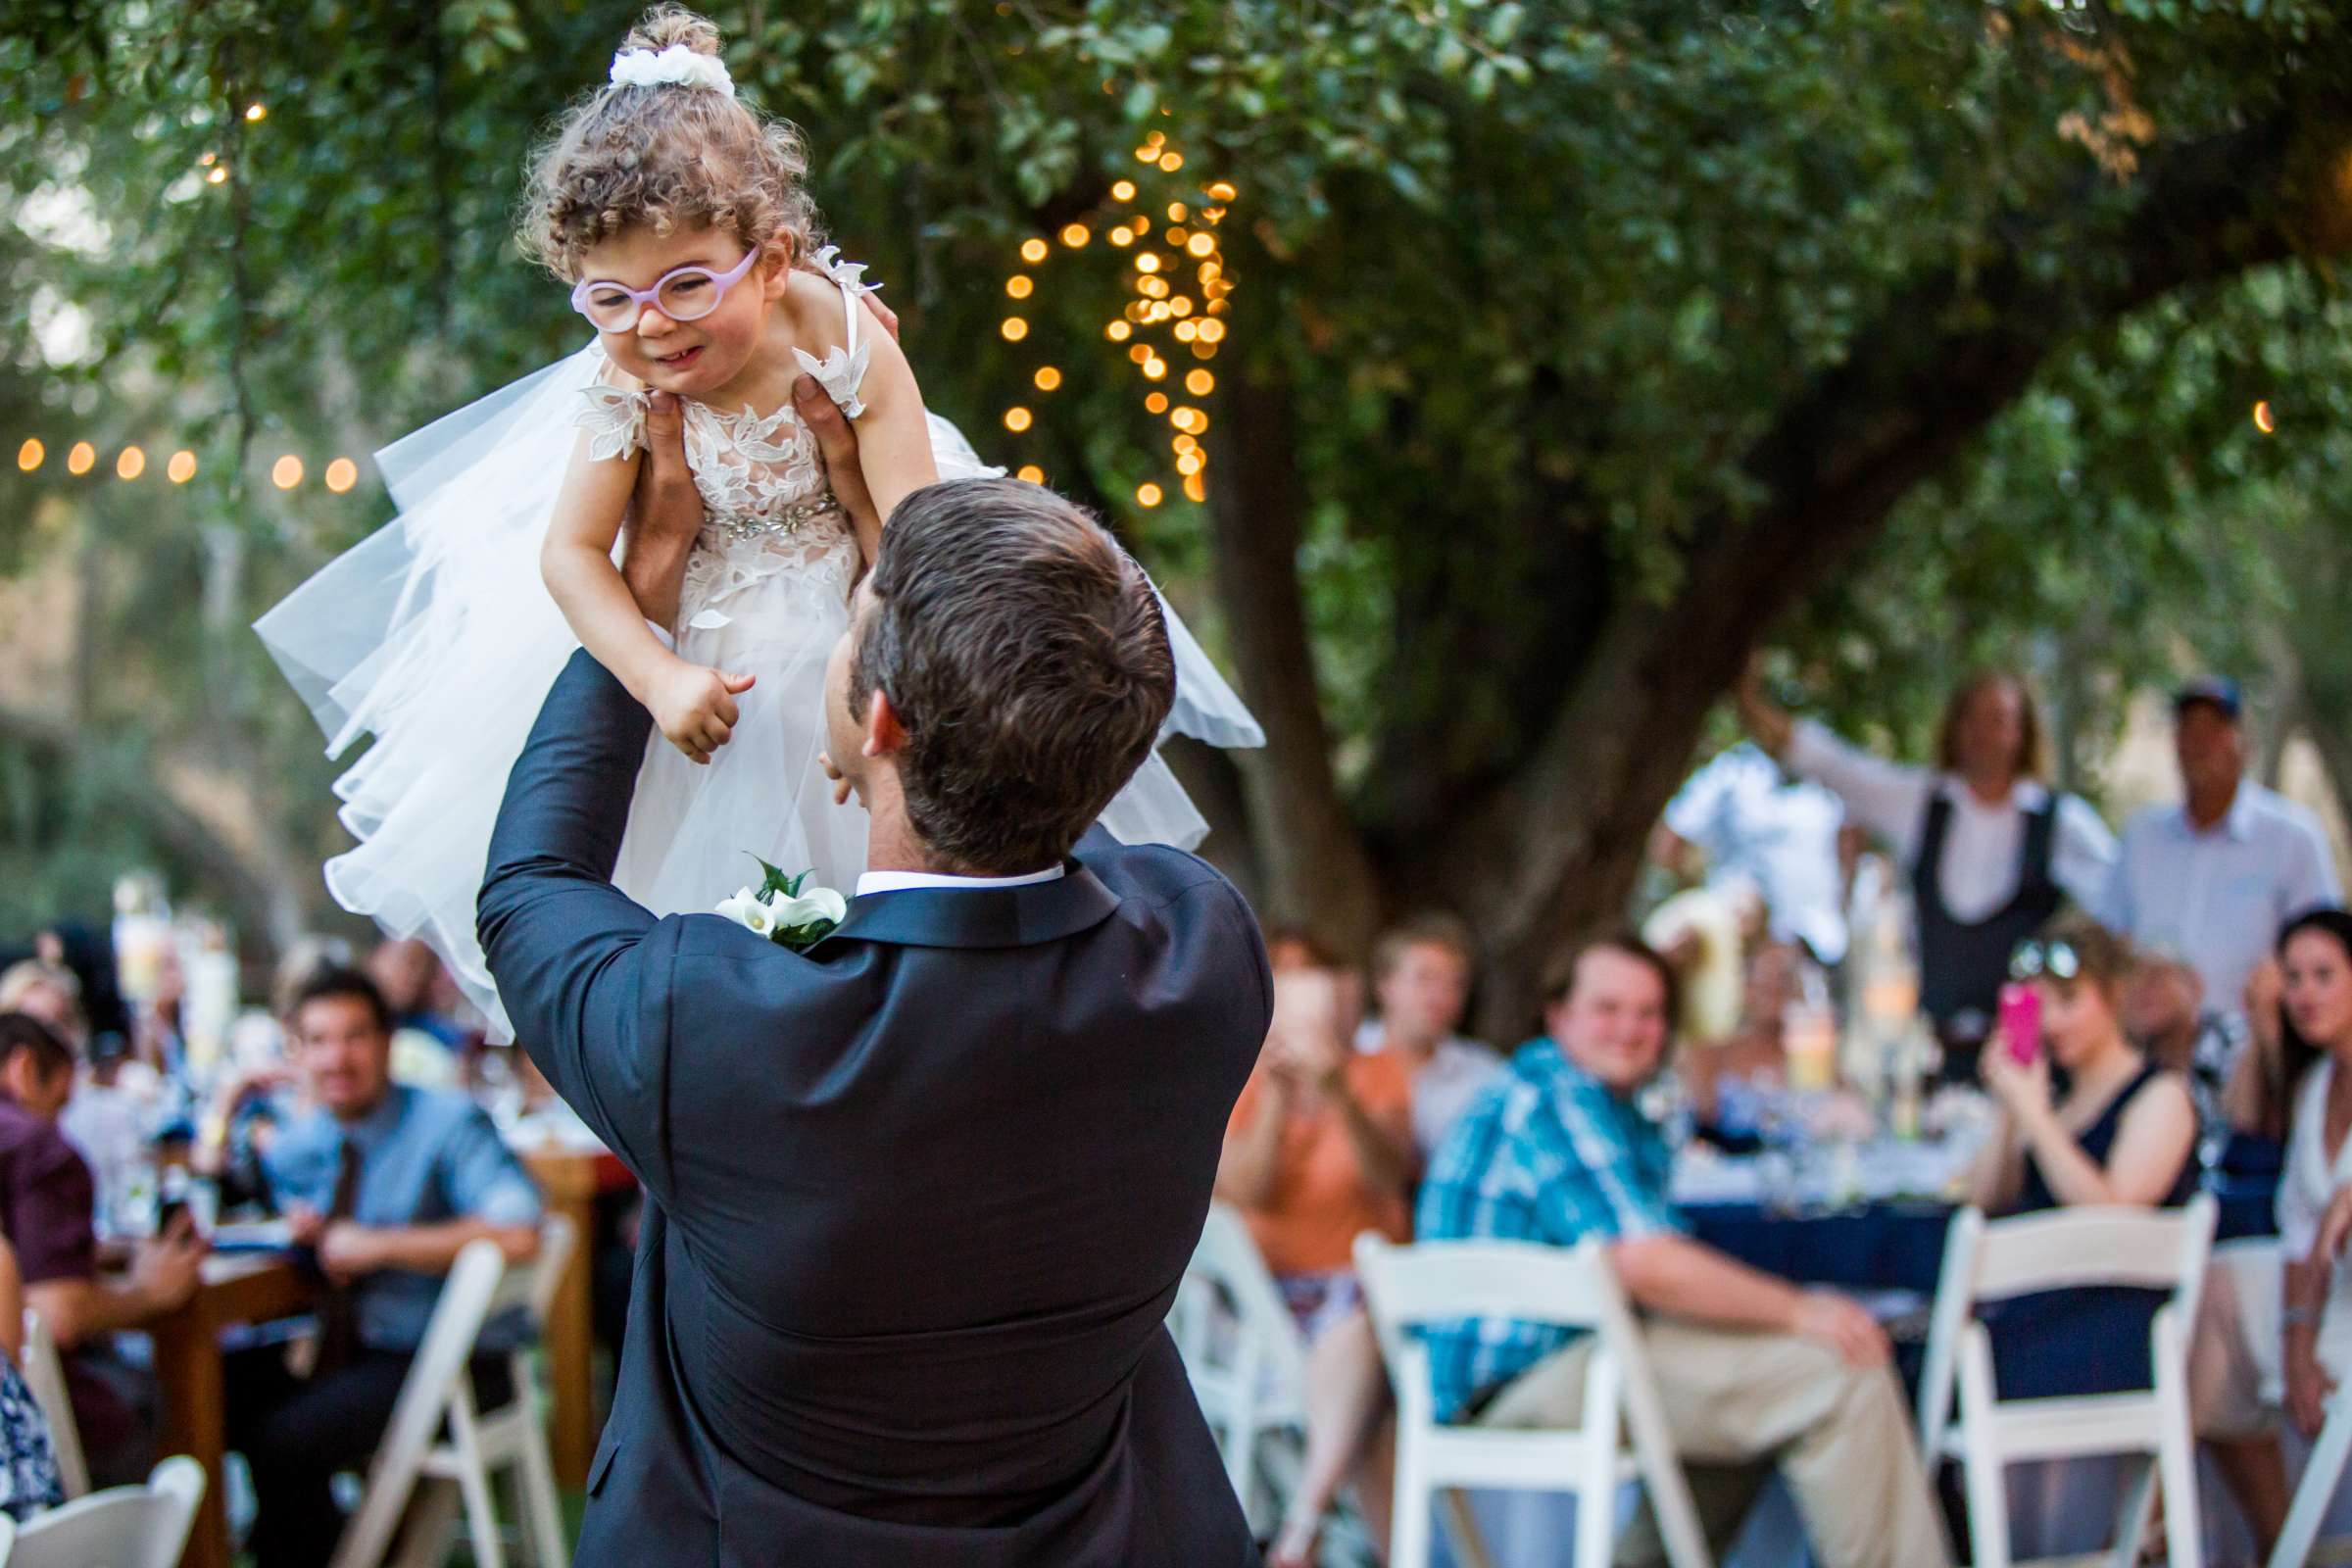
[1415,939,1947,1568]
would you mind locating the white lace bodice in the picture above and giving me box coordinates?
[571,248,878,629]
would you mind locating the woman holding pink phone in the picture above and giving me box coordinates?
[1963,917,2199,1397]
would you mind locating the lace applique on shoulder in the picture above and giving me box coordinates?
[790,246,878,418]
[575,383,650,463]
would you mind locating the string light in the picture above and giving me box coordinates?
[1020,238,1049,264]
[1146,393,1170,415]
[1157,151,1184,172]
[1004,407,1034,433]
[244,102,267,122]
[271,455,303,489]
[2254,400,2277,434]
[1033,367,1062,391]
[207,166,228,185]
[1105,320,1133,342]
[1001,318,1029,342]
[167,451,197,483]
[1185,369,1215,396]
[1109,226,1136,246]
[1196,319,1226,343]
[198,151,216,167]
[1128,345,1153,365]
[1173,434,1200,456]
[1187,233,1216,258]
[1136,482,1163,508]
[1183,472,1206,503]
[1207,181,1238,202]
[116,446,145,480]
[1059,223,1091,248]
[16,439,41,472]
[1166,203,1189,221]
[1176,453,1202,476]
[1136,254,1162,274]
[1016,465,1046,484]
[324,457,359,493]
[1165,227,1188,248]
[1111,180,1137,202]
[66,442,95,475]
[1005,274,1034,299]
[1143,358,1167,380]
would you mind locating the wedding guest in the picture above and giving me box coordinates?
[1681,940,1801,1128]
[0,1012,203,1488]
[1965,919,2198,1408]
[1218,965,1415,1568]
[1359,914,1499,1160]
[1421,938,1947,1568]
[1656,740,1851,965]
[2107,679,2340,1026]
[1740,664,2115,1072]
[0,1235,62,1521]
[366,937,468,1051]
[0,964,80,1047]
[226,966,542,1568]
[2188,907,2352,1558]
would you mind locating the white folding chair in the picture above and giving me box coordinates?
[1353,1234,1709,1568]
[8,1453,204,1568]
[1917,1195,2216,1568]
[2277,1387,2352,1568]
[1167,1201,1312,1533]
[18,1309,87,1500]
[329,1212,575,1568]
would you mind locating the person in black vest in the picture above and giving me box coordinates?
[1739,664,2116,1077]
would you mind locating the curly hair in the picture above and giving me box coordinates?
[519,6,823,280]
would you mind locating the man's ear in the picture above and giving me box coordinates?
[863,687,906,759]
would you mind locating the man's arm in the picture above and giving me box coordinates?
[319,1217,540,1281]
[1612,1233,1888,1366]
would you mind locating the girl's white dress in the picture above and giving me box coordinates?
[256,254,1261,1040]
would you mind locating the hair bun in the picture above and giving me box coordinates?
[622,4,722,57]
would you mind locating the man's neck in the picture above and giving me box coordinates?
[2185,777,2241,833]
[334,1087,394,1129]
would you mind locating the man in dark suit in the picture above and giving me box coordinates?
[477,378,1271,1566]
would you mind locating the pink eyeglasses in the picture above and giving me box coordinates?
[570,248,761,332]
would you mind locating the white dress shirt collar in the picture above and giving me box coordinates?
[855,864,1065,897]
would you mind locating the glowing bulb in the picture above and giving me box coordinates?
[1183,471,1206,503]
[198,151,216,167]
[1186,369,1215,396]
[1187,233,1215,258]
[1128,345,1152,365]
[1197,319,1227,344]
[1166,203,1189,221]
[1166,228,1188,247]
[1033,367,1063,391]
[1001,318,1029,342]
[1173,434,1200,455]
[1005,274,1034,299]
[1136,253,1161,274]
[1105,320,1133,342]
[1111,180,1137,202]
[1144,359,1167,381]
[66,442,95,475]
[2254,400,2277,434]
[1191,341,1218,361]
[1059,222,1090,248]
[1004,407,1034,433]
[207,166,228,184]
[271,455,304,489]
[1016,465,1046,484]
[1176,453,1202,476]
[1146,393,1170,415]
[1158,152,1184,172]
[167,450,197,483]
[1175,320,1200,342]
[1135,146,1159,164]
[1145,130,1166,147]
[116,446,146,480]
[16,439,41,471]
[244,102,267,122]
[1208,181,1238,202]
[1199,262,1222,282]
[1140,277,1170,300]
[1136,482,1163,508]
[324,457,359,493]
[1109,226,1135,246]
[1169,297,1193,318]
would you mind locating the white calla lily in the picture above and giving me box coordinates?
[715,886,776,936]
[766,886,849,931]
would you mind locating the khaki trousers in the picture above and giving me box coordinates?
[1478,1320,1951,1568]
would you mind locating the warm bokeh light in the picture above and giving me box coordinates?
[1109,226,1135,246]
[1016,465,1046,484]
[1001,317,1029,342]
[1191,341,1218,361]
[1166,203,1189,222]
[1173,434,1200,456]
[1005,274,1034,299]
[1033,367,1063,391]
[167,450,197,483]
[1186,369,1215,396]
[1128,345,1153,365]
[1140,277,1170,300]
[245,102,268,122]
[199,151,216,166]
[1176,453,1203,476]
[1208,181,1238,202]
[1111,180,1137,202]
[1183,471,1207,503]
[325,457,359,493]
[207,166,228,185]
[66,441,95,475]
[1134,145,1159,164]
[1171,407,1207,433]
[1187,233,1216,258]
[1165,227,1188,248]
[116,446,146,480]
[1143,358,1167,380]
[1004,407,1034,433]
[1136,482,1164,508]
[1146,393,1170,415]
[1106,320,1133,341]
[1158,152,1184,172]
[1196,319,1227,343]
[2254,400,2277,434]
[1169,297,1194,317]
[16,439,41,472]
[1059,222,1090,248]
[271,455,304,489]
[1136,253,1162,274]
[1174,320,1200,342]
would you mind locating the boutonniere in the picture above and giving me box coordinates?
[715,858,848,952]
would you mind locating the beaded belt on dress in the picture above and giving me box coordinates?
[705,489,844,541]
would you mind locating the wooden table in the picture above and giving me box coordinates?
[520,1144,629,1490]
[150,1252,317,1568]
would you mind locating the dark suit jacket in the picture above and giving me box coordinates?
[479,651,1270,1567]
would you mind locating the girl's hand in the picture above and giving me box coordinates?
[1981,1047,2052,1128]
[2288,1334,2336,1439]
[649,660,756,764]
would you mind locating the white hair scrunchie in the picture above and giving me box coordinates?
[609,44,734,97]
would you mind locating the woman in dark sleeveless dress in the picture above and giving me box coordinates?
[1965,916,2200,1398]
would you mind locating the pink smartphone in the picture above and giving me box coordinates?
[1997,982,2041,1066]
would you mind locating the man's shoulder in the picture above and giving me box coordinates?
[1075,830,1242,905]
[0,1101,83,1178]
[2240,780,2328,840]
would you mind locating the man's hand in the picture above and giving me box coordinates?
[1268,969,1349,1093]
[2289,1333,2337,1438]
[791,375,883,543]
[318,1221,385,1284]
[648,661,758,765]
[619,391,705,631]
[129,1217,206,1316]
[1789,1289,1890,1367]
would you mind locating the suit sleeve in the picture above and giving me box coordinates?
[477,648,675,1193]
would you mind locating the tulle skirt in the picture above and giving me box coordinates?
[257,343,1261,1041]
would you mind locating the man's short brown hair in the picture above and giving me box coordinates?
[1541,933,1682,1036]
[850,479,1177,872]
[1370,913,1478,985]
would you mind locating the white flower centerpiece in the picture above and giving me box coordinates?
[716,858,848,953]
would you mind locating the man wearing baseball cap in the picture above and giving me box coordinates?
[2105,677,2341,1023]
